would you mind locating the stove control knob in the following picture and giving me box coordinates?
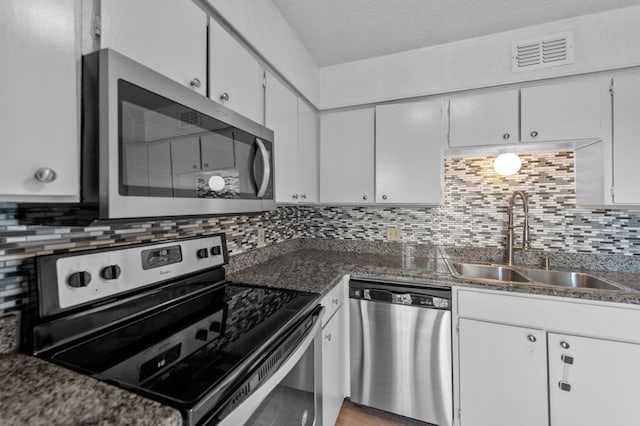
[210,321,221,333]
[101,265,122,280]
[210,246,222,256]
[196,248,209,259]
[195,329,208,341]
[68,271,91,288]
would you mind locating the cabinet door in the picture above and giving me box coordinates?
[376,100,443,204]
[322,305,345,426]
[320,109,375,204]
[0,0,79,200]
[612,73,640,204]
[298,100,319,204]
[449,90,519,147]
[101,0,207,95]
[458,319,548,426]
[548,333,640,426]
[265,72,299,204]
[521,79,604,142]
[209,19,264,124]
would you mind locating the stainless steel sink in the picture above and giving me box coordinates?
[445,259,632,292]
[451,263,529,283]
[523,269,625,291]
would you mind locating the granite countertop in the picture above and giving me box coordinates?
[227,244,640,305]
[0,353,182,426]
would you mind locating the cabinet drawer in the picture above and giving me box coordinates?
[321,281,344,327]
[456,288,640,343]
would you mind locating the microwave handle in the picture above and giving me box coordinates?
[253,138,271,197]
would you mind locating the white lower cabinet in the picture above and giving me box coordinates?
[548,333,640,426]
[322,303,345,426]
[458,319,548,426]
[454,287,640,426]
[321,278,348,426]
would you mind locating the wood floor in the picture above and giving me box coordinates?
[335,400,429,426]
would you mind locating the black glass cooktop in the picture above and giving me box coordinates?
[49,281,318,410]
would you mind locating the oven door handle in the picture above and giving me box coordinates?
[217,307,324,426]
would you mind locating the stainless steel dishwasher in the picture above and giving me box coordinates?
[349,277,452,426]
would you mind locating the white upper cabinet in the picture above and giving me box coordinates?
[612,72,640,205]
[265,72,299,204]
[100,0,207,96]
[376,100,444,204]
[449,90,519,147]
[209,18,265,124]
[0,0,80,201]
[521,79,604,142]
[298,100,319,204]
[320,109,375,204]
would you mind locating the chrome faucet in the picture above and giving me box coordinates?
[506,190,530,266]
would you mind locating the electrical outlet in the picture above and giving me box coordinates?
[257,228,265,247]
[386,227,401,241]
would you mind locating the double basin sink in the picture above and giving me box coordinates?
[447,261,632,292]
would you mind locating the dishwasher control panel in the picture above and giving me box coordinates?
[349,282,451,310]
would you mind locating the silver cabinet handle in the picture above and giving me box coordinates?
[382,194,388,200]
[324,334,332,341]
[220,92,230,102]
[560,341,570,349]
[189,78,201,88]
[558,381,571,392]
[362,195,368,200]
[292,194,299,200]
[530,130,538,138]
[253,138,270,198]
[35,168,57,183]
[527,334,537,342]
[503,133,510,140]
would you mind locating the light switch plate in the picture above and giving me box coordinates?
[386,227,401,241]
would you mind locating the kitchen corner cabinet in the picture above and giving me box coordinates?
[320,109,375,204]
[298,100,319,204]
[209,19,265,125]
[0,0,80,201]
[612,72,640,204]
[99,0,207,96]
[520,79,605,142]
[376,100,444,204]
[449,90,519,147]
[453,287,640,426]
[321,278,348,426]
[265,73,318,204]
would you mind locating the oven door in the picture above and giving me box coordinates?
[215,307,324,426]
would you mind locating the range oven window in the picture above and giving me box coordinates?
[117,80,272,199]
[245,341,317,426]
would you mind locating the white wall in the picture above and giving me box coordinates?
[319,5,640,109]
[196,0,320,106]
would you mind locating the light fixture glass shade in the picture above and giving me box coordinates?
[494,153,522,176]
[208,175,226,191]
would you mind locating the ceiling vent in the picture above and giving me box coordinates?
[512,31,574,73]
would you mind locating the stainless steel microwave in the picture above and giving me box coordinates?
[82,49,274,220]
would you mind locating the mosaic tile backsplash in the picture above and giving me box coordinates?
[300,151,640,255]
[1,150,640,316]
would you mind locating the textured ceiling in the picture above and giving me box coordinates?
[271,0,640,66]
